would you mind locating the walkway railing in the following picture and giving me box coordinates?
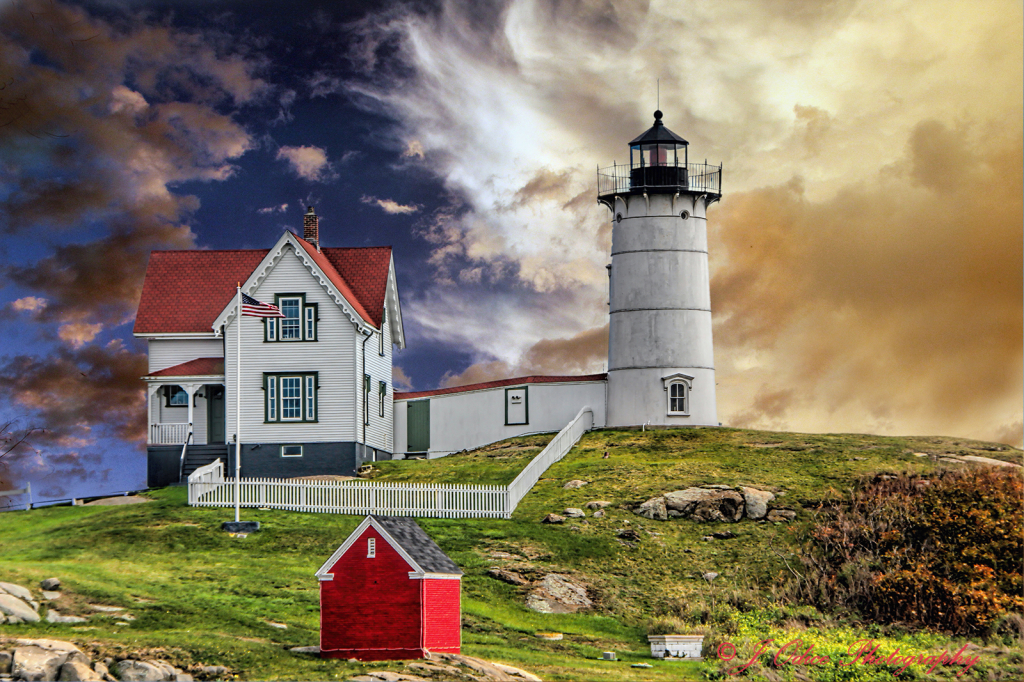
[507,406,593,513]
[150,422,189,445]
[187,406,594,519]
[597,161,722,198]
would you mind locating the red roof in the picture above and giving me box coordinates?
[134,236,392,334]
[395,373,608,400]
[146,357,225,378]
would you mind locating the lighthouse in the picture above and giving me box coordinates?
[597,111,722,428]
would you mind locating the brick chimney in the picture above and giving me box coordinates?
[303,206,320,252]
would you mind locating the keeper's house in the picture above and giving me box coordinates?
[316,515,462,660]
[135,209,402,486]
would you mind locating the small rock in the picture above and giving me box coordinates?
[40,578,61,591]
[200,665,231,676]
[563,508,585,518]
[0,594,40,623]
[852,456,867,461]
[541,513,565,524]
[562,480,589,490]
[492,663,542,681]
[635,496,667,521]
[584,500,611,510]
[740,487,775,520]
[767,509,797,522]
[42,591,62,601]
[616,529,641,542]
[631,662,653,668]
[488,551,518,560]
[87,604,123,612]
[592,510,606,519]
[702,571,719,582]
[265,621,287,629]
[702,535,714,541]
[46,610,88,624]
[487,568,529,586]
[92,662,109,678]
[58,653,102,682]
[712,531,735,540]
[288,646,320,654]
[0,583,33,603]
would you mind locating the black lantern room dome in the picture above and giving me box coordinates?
[628,110,688,147]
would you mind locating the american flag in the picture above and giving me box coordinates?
[241,293,286,318]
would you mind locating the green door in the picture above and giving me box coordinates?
[207,385,225,444]
[407,400,430,452]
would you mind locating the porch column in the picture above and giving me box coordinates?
[146,384,162,444]
[182,383,200,441]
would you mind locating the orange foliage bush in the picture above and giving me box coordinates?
[785,467,1023,634]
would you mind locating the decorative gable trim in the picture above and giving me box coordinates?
[314,516,425,581]
[385,256,406,349]
[211,232,372,335]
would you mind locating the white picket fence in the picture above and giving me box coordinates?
[187,406,594,519]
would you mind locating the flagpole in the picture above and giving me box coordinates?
[235,284,242,524]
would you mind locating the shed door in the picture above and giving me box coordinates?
[505,387,527,425]
[407,400,430,452]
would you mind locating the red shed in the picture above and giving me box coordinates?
[316,515,463,661]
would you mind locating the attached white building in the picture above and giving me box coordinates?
[135,111,722,484]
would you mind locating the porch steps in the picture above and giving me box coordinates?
[182,445,230,479]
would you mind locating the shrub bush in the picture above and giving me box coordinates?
[784,467,1023,635]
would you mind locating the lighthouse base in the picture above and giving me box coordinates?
[606,367,718,428]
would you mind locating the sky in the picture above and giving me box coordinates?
[0,0,1020,504]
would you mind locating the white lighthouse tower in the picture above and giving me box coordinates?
[597,111,722,428]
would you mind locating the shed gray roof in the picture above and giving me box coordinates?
[373,515,463,575]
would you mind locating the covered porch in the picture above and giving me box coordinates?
[144,358,226,447]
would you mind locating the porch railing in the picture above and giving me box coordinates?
[150,422,189,445]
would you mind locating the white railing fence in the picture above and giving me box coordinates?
[187,406,593,519]
[507,406,593,513]
[150,422,189,445]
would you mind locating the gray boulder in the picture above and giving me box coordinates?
[13,641,80,682]
[664,487,744,522]
[40,578,61,591]
[563,508,585,518]
[114,660,166,682]
[526,574,592,614]
[767,509,797,522]
[584,500,611,510]
[541,513,565,524]
[740,487,775,520]
[58,652,102,682]
[562,480,589,489]
[592,510,606,519]
[635,496,667,521]
[0,582,33,603]
[0,593,40,622]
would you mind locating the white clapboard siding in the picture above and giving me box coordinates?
[361,309,393,453]
[148,339,224,373]
[188,406,594,519]
[225,245,358,443]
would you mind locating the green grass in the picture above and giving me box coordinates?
[0,427,1019,681]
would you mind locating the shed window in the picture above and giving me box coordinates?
[367,537,376,558]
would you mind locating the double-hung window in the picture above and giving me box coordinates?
[265,294,317,342]
[264,372,318,422]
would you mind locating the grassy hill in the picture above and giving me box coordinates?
[0,427,1020,681]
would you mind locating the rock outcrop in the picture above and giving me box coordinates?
[525,574,592,614]
[634,485,788,523]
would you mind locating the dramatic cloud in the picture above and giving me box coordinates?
[361,195,419,214]
[345,0,1022,444]
[0,0,266,485]
[277,144,335,181]
[392,366,415,391]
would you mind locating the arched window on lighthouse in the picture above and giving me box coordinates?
[662,373,694,416]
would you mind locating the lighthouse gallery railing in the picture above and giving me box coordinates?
[187,406,593,519]
[597,161,722,198]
